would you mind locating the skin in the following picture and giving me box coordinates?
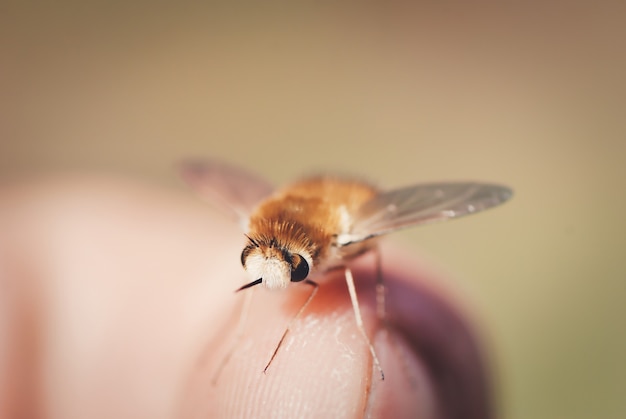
[0,174,493,419]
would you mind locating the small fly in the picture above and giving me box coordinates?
[181,159,513,380]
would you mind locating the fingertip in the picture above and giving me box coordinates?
[182,247,493,419]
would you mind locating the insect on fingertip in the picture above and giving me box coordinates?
[182,159,512,383]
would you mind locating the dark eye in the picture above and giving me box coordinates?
[241,245,253,267]
[290,254,309,282]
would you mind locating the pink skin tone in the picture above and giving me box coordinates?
[0,175,492,419]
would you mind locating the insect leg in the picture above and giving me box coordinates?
[211,286,255,385]
[264,279,319,374]
[344,266,385,380]
[374,246,386,322]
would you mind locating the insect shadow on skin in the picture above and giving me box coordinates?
[179,158,513,385]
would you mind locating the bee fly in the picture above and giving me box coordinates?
[181,159,512,380]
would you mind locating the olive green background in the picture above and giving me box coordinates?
[1,2,625,418]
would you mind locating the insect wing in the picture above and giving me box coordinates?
[180,159,274,226]
[339,182,513,245]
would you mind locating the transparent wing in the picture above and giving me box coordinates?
[338,182,513,246]
[179,159,274,226]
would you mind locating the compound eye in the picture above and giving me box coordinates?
[290,254,309,282]
[241,246,252,267]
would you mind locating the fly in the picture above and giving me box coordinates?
[181,158,513,381]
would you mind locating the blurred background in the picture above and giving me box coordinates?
[1,2,624,418]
